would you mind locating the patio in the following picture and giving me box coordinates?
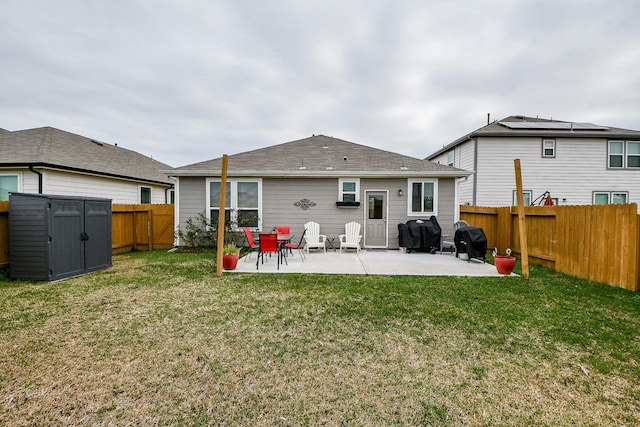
[232,249,512,276]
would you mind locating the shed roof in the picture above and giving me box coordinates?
[171,135,468,178]
[427,115,640,159]
[0,126,173,185]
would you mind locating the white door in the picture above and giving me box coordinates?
[364,191,388,248]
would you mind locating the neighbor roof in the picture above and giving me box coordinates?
[427,115,640,159]
[0,127,173,185]
[170,135,469,178]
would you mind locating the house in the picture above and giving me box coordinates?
[427,115,640,210]
[168,135,470,249]
[0,126,174,203]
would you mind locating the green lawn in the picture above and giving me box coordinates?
[1,251,639,426]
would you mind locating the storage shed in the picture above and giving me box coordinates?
[9,193,112,281]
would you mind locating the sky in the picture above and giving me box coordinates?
[1,0,639,167]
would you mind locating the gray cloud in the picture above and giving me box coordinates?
[1,0,639,166]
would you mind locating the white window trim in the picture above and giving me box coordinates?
[608,140,640,169]
[0,173,21,200]
[407,179,438,216]
[206,178,262,230]
[542,139,556,158]
[608,140,624,168]
[593,191,628,204]
[512,190,532,206]
[447,150,455,167]
[338,178,360,202]
[139,185,152,204]
[627,141,640,169]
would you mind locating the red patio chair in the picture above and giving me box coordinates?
[275,225,290,234]
[284,229,306,262]
[256,233,287,270]
[243,227,259,262]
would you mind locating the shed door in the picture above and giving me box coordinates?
[84,200,112,272]
[364,191,388,248]
[50,199,84,280]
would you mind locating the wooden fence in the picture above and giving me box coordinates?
[112,204,175,254]
[0,202,174,267]
[460,204,640,292]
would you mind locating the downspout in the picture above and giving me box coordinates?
[472,137,478,205]
[29,166,43,194]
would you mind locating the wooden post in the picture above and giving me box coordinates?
[216,155,229,277]
[514,159,530,279]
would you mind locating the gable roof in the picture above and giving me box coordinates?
[427,115,640,160]
[0,126,173,186]
[170,135,469,178]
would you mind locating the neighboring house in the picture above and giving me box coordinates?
[0,126,174,203]
[168,135,470,249]
[427,115,640,210]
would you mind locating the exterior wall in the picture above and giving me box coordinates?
[177,175,457,249]
[175,176,207,239]
[1,168,171,203]
[475,136,640,209]
[430,141,475,206]
[457,140,476,206]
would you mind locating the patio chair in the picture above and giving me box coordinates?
[243,227,259,262]
[256,233,286,270]
[339,221,362,253]
[304,221,327,254]
[275,225,290,234]
[284,228,306,261]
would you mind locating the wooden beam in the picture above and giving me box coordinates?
[514,159,530,279]
[216,154,229,277]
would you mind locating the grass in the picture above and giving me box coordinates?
[0,251,639,426]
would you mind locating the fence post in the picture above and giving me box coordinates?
[514,159,530,279]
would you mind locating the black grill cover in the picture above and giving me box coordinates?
[454,226,487,260]
[397,217,441,252]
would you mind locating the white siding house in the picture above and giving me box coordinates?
[428,116,640,211]
[0,126,174,204]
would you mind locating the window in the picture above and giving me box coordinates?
[593,191,628,205]
[542,139,555,158]
[512,190,532,206]
[409,179,438,215]
[608,140,640,168]
[0,175,18,201]
[338,178,359,203]
[447,150,455,166]
[140,186,152,204]
[207,179,261,229]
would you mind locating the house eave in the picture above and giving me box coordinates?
[427,130,640,160]
[166,169,471,178]
[2,163,174,187]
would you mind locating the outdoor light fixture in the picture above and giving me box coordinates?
[398,189,403,196]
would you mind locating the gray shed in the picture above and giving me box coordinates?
[9,193,112,281]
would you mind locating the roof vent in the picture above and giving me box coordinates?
[90,139,104,146]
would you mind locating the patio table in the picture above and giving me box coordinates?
[326,237,337,252]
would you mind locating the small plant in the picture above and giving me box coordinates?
[176,211,260,250]
[222,243,239,255]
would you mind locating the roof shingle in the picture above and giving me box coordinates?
[0,126,173,185]
[173,135,466,177]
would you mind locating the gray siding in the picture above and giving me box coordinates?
[177,175,456,249]
[176,176,207,240]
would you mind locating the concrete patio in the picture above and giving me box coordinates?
[231,249,514,276]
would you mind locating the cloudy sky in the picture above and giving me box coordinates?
[1,0,639,167]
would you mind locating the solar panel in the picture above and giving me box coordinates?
[498,121,609,130]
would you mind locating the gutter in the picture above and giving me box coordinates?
[28,165,43,193]
[165,169,473,179]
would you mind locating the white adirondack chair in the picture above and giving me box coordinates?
[339,221,362,253]
[303,221,327,253]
